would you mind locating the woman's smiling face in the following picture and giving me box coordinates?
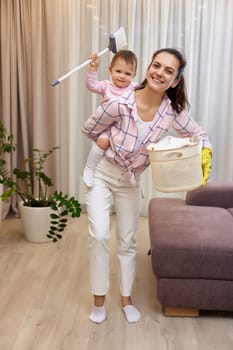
[146,51,180,92]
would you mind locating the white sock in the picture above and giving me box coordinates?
[89,305,106,324]
[83,143,104,187]
[122,305,141,323]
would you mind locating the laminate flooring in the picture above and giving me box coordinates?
[0,213,233,350]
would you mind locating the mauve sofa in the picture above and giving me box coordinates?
[148,182,233,316]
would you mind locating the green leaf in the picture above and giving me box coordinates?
[58,223,66,228]
[50,204,57,211]
[60,210,68,216]
[50,213,59,219]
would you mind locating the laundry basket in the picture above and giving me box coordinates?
[147,135,203,192]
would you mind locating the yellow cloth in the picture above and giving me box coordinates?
[201,148,212,186]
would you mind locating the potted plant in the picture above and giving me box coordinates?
[0,121,81,242]
[0,120,16,230]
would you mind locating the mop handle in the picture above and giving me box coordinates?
[51,47,109,86]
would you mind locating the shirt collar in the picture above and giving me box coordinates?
[118,89,172,115]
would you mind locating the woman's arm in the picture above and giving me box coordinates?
[172,110,212,150]
[81,99,121,141]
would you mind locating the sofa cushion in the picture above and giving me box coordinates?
[186,182,233,208]
[149,198,233,281]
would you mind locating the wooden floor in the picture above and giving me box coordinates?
[1,213,233,350]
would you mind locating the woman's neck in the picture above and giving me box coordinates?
[135,87,164,122]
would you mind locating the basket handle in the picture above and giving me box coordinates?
[166,151,183,159]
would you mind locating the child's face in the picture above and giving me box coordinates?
[109,58,136,88]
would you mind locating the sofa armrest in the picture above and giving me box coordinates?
[185,182,233,209]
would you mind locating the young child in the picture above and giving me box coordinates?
[83,50,138,187]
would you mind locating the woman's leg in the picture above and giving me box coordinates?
[113,178,142,322]
[86,175,112,323]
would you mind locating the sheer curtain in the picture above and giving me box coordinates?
[67,0,233,214]
[1,0,233,216]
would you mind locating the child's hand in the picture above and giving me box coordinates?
[89,53,100,72]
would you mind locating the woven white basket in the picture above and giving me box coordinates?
[147,136,202,193]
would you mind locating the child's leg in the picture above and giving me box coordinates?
[83,142,104,187]
[96,137,110,150]
[83,134,109,187]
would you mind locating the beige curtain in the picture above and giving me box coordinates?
[1,0,233,217]
[0,0,70,210]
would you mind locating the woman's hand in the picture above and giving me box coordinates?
[201,148,212,186]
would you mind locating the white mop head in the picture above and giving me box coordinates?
[108,27,127,53]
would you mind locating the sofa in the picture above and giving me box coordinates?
[148,182,233,317]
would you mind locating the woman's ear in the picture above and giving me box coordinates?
[171,79,180,88]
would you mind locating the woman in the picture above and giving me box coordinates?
[82,48,212,324]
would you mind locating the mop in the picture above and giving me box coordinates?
[51,27,127,86]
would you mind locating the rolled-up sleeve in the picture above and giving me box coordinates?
[172,110,212,150]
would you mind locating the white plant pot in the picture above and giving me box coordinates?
[19,201,52,243]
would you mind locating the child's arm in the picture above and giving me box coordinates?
[88,53,100,72]
[86,53,106,96]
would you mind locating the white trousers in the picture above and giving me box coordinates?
[85,158,142,297]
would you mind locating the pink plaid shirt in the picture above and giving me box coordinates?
[82,89,212,178]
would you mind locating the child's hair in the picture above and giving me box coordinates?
[139,48,190,113]
[110,50,138,72]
